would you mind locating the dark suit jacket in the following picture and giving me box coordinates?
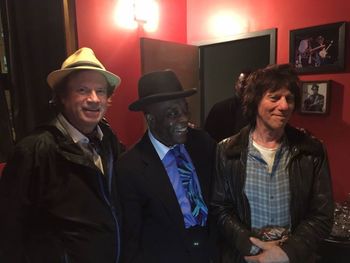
[117,128,217,263]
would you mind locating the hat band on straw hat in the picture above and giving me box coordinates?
[65,62,105,70]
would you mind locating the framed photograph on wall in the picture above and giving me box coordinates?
[290,21,346,74]
[300,80,331,114]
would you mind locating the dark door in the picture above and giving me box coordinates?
[200,29,277,123]
[141,29,276,127]
[140,38,201,126]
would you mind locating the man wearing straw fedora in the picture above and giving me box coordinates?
[117,70,217,263]
[0,47,124,263]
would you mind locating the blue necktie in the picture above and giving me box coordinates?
[170,145,208,226]
[86,130,102,155]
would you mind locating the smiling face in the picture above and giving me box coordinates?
[60,70,109,134]
[256,87,295,134]
[146,98,190,146]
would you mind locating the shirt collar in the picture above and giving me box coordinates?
[148,130,180,160]
[248,131,288,156]
[57,113,103,144]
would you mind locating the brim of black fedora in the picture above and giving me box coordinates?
[129,89,197,111]
[47,66,121,93]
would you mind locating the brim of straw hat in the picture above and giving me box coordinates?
[47,66,121,93]
[129,88,196,111]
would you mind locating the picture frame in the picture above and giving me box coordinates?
[300,80,331,114]
[290,21,346,74]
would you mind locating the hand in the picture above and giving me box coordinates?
[244,237,289,263]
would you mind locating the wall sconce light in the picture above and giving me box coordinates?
[209,11,248,38]
[133,0,148,24]
[114,0,159,32]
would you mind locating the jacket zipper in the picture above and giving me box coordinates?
[97,169,121,263]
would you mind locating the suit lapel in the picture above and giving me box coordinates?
[139,134,186,232]
[185,131,211,204]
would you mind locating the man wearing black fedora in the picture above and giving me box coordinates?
[117,70,217,263]
[0,47,124,262]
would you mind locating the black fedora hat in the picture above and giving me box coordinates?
[129,70,196,111]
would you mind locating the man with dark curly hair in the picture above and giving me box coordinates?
[211,64,333,263]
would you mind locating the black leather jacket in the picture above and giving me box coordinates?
[211,125,334,263]
[0,118,124,263]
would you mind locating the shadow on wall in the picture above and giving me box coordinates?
[291,80,350,202]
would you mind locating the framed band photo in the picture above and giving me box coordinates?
[300,80,331,115]
[290,21,346,74]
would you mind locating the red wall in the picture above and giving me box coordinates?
[188,0,350,202]
[75,0,187,147]
[76,0,349,201]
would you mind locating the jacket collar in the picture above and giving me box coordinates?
[224,125,251,158]
[56,113,103,144]
[38,118,107,171]
[224,124,323,159]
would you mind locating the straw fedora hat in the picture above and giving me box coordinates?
[47,47,121,93]
[129,70,196,111]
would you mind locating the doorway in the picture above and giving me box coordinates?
[140,28,276,127]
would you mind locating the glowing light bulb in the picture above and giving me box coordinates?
[114,0,159,32]
[209,11,248,38]
[114,0,137,30]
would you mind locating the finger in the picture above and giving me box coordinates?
[266,239,281,246]
[250,237,281,249]
[244,255,260,263]
[250,237,265,249]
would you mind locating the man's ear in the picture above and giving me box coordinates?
[145,114,154,125]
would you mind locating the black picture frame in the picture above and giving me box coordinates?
[290,22,346,74]
[300,80,331,114]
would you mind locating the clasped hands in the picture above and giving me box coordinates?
[244,237,289,263]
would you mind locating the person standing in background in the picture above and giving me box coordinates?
[204,69,252,142]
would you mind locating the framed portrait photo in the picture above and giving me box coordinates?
[300,80,331,114]
[290,21,346,74]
